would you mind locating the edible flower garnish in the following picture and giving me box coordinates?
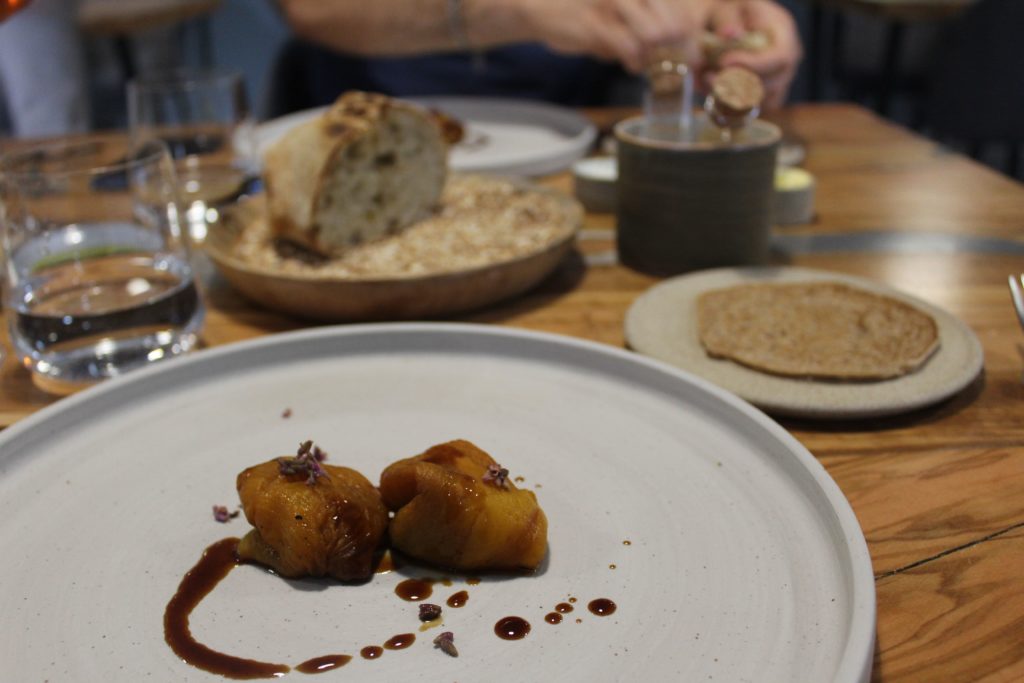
[482,463,509,488]
[419,603,442,622]
[212,505,239,523]
[433,631,458,657]
[277,440,330,486]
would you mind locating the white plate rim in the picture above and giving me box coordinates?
[0,323,875,681]
[625,266,984,420]
[250,97,597,177]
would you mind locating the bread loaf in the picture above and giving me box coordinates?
[263,91,447,256]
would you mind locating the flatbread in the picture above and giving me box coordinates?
[696,282,940,380]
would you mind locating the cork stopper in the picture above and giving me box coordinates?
[705,66,765,134]
[701,30,770,66]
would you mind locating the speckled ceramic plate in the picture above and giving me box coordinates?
[202,179,581,321]
[0,324,874,681]
[625,267,984,419]
[252,97,597,177]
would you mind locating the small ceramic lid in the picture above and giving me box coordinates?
[572,156,618,213]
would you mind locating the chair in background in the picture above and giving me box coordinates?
[925,0,1024,180]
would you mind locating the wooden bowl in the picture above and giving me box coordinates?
[203,177,582,321]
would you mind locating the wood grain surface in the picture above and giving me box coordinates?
[2,103,1023,681]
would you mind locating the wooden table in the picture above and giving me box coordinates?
[2,103,1024,680]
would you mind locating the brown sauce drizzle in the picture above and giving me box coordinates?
[295,654,352,674]
[588,598,617,616]
[494,616,531,640]
[163,538,291,679]
[447,590,469,608]
[394,578,434,601]
[374,552,396,574]
[360,645,383,660]
[166,540,619,676]
[383,633,415,650]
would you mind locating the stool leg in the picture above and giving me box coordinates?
[114,35,136,81]
[877,21,905,116]
[197,16,214,68]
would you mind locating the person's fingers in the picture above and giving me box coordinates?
[705,0,801,108]
[613,0,668,46]
[587,10,645,73]
[737,0,803,64]
[719,48,788,81]
[707,1,744,40]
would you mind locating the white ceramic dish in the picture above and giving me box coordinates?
[251,97,597,177]
[625,267,984,419]
[0,324,874,681]
[572,156,617,214]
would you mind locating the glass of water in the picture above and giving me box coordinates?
[127,68,257,245]
[0,138,205,394]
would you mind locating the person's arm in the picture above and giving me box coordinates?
[277,0,710,74]
[704,0,801,109]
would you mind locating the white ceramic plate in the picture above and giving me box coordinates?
[0,324,874,682]
[251,97,597,177]
[625,267,984,419]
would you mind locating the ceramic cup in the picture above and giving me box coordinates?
[614,113,780,276]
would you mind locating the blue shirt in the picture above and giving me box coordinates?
[287,41,624,109]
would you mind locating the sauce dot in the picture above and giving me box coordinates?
[447,590,469,608]
[395,578,434,601]
[609,564,617,570]
[545,612,563,624]
[295,654,351,674]
[568,597,578,604]
[360,646,383,660]
[494,616,531,640]
[623,540,632,546]
[588,598,617,616]
[466,577,482,586]
[555,602,573,613]
[384,634,416,650]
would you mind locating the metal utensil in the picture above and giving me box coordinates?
[1007,274,1024,331]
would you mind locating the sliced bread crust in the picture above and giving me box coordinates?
[263,91,447,256]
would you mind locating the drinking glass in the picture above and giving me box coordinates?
[0,138,205,393]
[127,68,256,244]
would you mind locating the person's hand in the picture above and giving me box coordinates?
[520,0,713,74]
[705,0,801,109]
